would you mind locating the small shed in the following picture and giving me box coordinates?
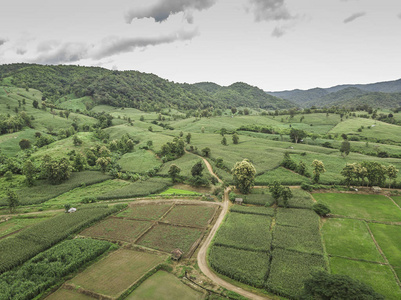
[68,207,77,213]
[171,248,183,261]
[371,186,382,193]
[235,198,243,205]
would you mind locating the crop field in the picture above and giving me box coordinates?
[46,288,94,300]
[278,188,314,209]
[242,188,275,206]
[0,129,41,156]
[119,150,162,173]
[0,215,52,238]
[209,245,270,288]
[98,177,171,200]
[330,257,401,300]
[255,167,311,186]
[69,249,166,298]
[392,196,401,207]
[80,218,152,243]
[322,218,384,262]
[126,270,204,300]
[0,238,112,300]
[213,212,272,252]
[369,223,401,267]
[162,204,216,228]
[275,208,320,229]
[0,206,121,273]
[230,205,275,216]
[313,193,401,222]
[117,203,173,220]
[273,225,323,255]
[136,223,203,254]
[159,188,200,195]
[46,179,130,205]
[0,171,112,206]
[266,249,327,299]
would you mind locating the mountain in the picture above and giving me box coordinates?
[0,64,295,111]
[267,78,401,108]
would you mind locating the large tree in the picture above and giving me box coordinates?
[6,189,19,213]
[41,156,72,184]
[232,159,256,194]
[23,159,35,186]
[289,128,307,144]
[340,140,351,157]
[168,164,181,183]
[312,160,326,183]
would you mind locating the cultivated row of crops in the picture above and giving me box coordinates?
[0,205,123,273]
[0,238,113,300]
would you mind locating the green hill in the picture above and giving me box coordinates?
[0,64,295,111]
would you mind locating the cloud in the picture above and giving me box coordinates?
[271,26,286,38]
[398,12,401,19]
[93,29,199,59]
[248,0,294,22]
[0,38,7,46]
[344,12,366,23]
[125,0,216,23]
[16,48,27,55]
[31,29,199,64]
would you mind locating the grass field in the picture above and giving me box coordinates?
[392,196,401,207]
[322,218,384,262]
[117,203,173,220]
[255,167,311,186]
[119,149,162,173]
[137,224,203,254]
[69,249,166,298]
[369,223,401,267]
[313,193,401,222]
[46,288,94,300]
[241,188,275,206]
[80,218,152,243]
[159,188,200,195]
[162,205,216,228]
[158,152,205,178]
[126,270,204,300]
[330,257,401,300]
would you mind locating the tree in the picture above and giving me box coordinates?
[387,165,399,188]
[96,157,111,173]
[361,161,387,186]
[341,163,357,188]
[340,140,351,157]
[6,189,19,213]
[289,128,307,143]
[232,159,256,194]
[312,160,326,183]
[269,181,283,205]
[221,136,227,146]
[148,126,153,132]
[41,156,72,184]
[243,108,250,115]
[201,147,211,157]
[313,203,331,216]
[19,139,31,150]
[191,161,204,177]
[168,164,181,182]
[186,133,191,144]
[297,161,307,176]
[232,133,239,144]
[32,99,39,109]
[303,271,384,300]
[281,187,293,208]
[23,159,35,186]
[231,107,237,114]
[72,153,87,172]
[73,135,82,146]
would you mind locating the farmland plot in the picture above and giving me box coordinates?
[369,223,401,267]
[162,204,216,228]
[117,203,173,220]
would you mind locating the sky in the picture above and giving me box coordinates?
[0,0,400,91]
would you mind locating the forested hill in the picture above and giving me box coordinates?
[0,64,295,111]
[268,78,401,109]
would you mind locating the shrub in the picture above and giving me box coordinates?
[301,182,313,192]
[312,203,331,217]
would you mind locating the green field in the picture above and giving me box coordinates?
[162,205,216,228]
[322,218,384,262]
[119,149,162,173]
[369,223,401,267]
[313,193,401,222]
[117,203,173,221]
[330,257,401,300]
[0,215,53,238]
[159,188,201,195]
[126,270,203,300]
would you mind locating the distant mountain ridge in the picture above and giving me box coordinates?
[268,78,401,108]
[0,63,295,111]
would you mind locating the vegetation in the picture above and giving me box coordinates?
[232,159,256,194]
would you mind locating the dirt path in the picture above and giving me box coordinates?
[196,156,272,300]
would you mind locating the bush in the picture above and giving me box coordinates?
[301,182,313,192]
[312,203,331,217]
[302,271,384,300]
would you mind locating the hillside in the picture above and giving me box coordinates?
[0,64,295,111]
[268,78,401,108]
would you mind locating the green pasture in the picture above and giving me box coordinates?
[158,152,204,178]
[57,95,93,111]
[119,150,162,173]
[313,193,401,222]
[369,223,401,267]
[322,218,384,262]
[392,196,401,207]
[159,188,200,195]
[91,105,160,122]
[330,257,401,300]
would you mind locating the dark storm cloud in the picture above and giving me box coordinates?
[248,0,294,22]
[16,48,27,55]
[125,0,216,23]
[344,12,366,23]
[94,29,199,59]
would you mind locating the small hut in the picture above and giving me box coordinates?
[235,198,243,205]
[171,248,183,261]
[371,186,382,193]
[68,207,77,213]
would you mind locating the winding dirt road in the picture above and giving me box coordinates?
[196,157,271,300]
